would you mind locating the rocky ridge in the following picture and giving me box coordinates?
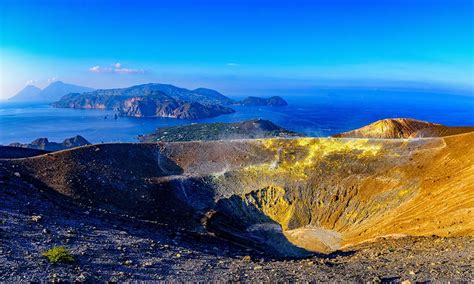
[333,118,474,138]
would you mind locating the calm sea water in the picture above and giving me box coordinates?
[1,89,473,144]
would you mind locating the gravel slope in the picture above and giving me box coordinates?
[1,165,472,282]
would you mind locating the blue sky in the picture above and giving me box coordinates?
[1,0,473,99]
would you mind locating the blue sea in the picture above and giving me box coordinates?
[1,88,473,145]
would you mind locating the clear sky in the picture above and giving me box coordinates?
[1,0,473,99]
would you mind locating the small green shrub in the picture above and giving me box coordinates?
[42,246,75,264]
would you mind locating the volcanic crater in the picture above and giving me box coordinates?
[5,128,473,258]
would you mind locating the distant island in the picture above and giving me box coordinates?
[52,84,235,119]
[9,81,93,102]
[9,135,90,151]
[138,119,301,142]
[52,83,288,119]
[237,96,288,106]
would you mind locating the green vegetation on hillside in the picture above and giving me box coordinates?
[139,119,301,142]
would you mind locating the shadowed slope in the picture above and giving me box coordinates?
[0,146,49,159]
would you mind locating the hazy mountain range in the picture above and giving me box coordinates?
[9,81,93,102]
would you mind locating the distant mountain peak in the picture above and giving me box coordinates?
[9,81,92,103]
[9,85,42,101]
[40,82,94,102]
[48,80,65,85]
[24,84,41,90]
